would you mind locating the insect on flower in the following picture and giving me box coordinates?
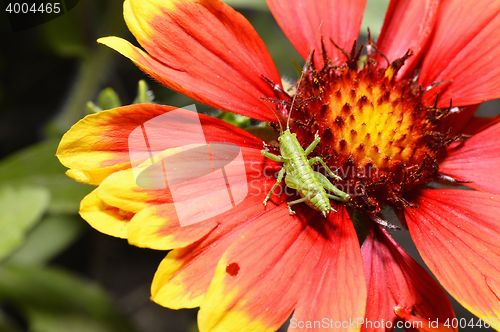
[261,126,350,216]
[261,23,350,217]
[261,85,350,216]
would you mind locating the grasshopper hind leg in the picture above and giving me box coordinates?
[286,194,314,215]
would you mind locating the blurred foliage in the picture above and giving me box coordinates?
[0,265,136,332]
[0,0,393,331]
[0,186,50,261]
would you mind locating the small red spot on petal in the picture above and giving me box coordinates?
[226,262,240,276]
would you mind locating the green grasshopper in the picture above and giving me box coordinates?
[261,127,350,217]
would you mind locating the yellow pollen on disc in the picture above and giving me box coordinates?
[329,77,428,164]
[315,66,433,170]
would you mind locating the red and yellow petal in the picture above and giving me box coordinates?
[291,205,366,332]
[405,189,500,329]
[198,205,365,332]
[80,189,132,238]
[266,0,367,67]
[57,103,266,186]
[376,0,439,79]
[361,226,456,332]
[98,0,281,121]
[419,0,500,107]
[439,121,500,195]
[198,206,313,332]
[93,145,275,250]
[151,193,271,309]
[56,104,173,184]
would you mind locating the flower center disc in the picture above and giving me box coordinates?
[279,52,455,213]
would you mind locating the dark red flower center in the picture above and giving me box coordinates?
[267,46,461,215]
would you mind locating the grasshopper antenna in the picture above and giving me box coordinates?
[287,21,324,130]
[260,99,284,133]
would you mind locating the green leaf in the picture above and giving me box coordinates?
[86,101,103,114]
[97,88,122,110]
[5,215,85,266]
[0,265,136,332]
[222,0,268,11]
[0,186,50,261]
[361,0,390,38]
[0,140,92,214]
[132,80,155,104]
[218,112,251,128]
[245,127,279,143]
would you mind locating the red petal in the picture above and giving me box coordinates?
[439,121,500,195]
[266,0,367,67]
[436,104,479,137]
[198,205,363,331]
[376,0,439,79]
[462,115,500,136]
[99,0,281,121]
[361,226,456,332]
[405,189,500,324]
[419,0,500,107]
[291,205,366,331]
[198,206,315,331]
[394,306,456,332]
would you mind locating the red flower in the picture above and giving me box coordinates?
[57,0,500,331]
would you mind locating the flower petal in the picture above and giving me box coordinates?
[461,115,500,136]
[439,121,500,195]
[361,226,456,332]
[405,189,500,326]
[80,189,132,238]
[419,0,500,107]
[393,306,455,332]
[98,0,282,121]
[57,104,266,185]
[151,194,269,309]
[291,205,366,332]
[57,104,173,184]
[437,104,479,137]
[266,0,367,67]
[93,138,277,250]
[376,0,439,78]
[198,206,348,331]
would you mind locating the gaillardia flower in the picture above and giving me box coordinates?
[57,0,500,331]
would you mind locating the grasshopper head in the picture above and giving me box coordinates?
[278,129,300,159]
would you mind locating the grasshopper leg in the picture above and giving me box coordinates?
[304,131,321,155]
[313,171,350,202]
[287,194,314,215]
[263,167,286,207]
[261,145,285,162]
[308,156,342,181]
